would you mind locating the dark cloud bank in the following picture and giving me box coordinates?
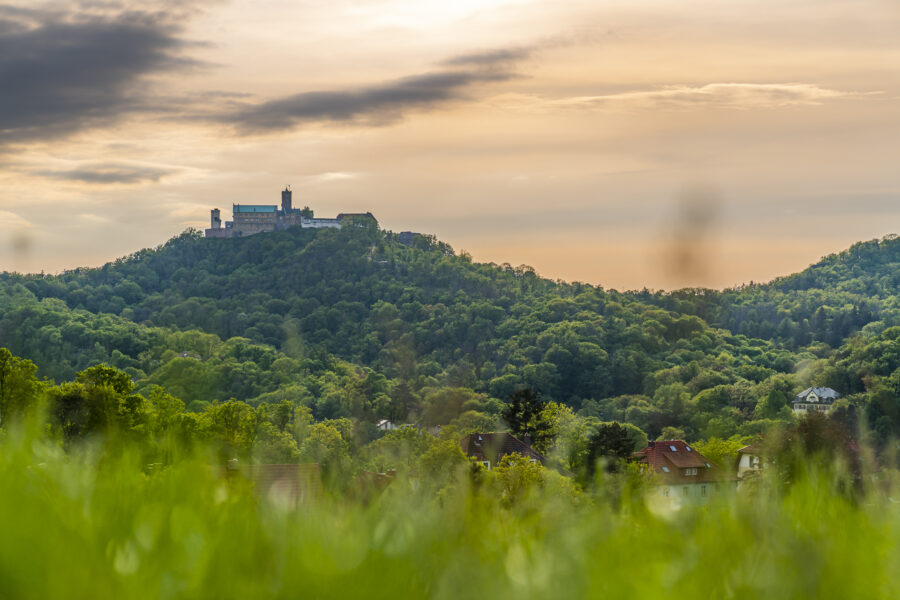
[227,68,518,133]
[222,44,533,133]
[38,162,175,184]
[0,2,198,145]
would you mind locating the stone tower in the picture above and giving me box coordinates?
[210,208,221,229]
[281,186,292,213]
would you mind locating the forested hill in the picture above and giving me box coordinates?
[770,235,900,295]
[643,235,900,350]
[5,224,900,444]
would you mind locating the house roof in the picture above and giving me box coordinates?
[794,387,841,402]
[632,440,734,483]
[460,432,546,465]
[737,442,761,455]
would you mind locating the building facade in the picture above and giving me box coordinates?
[460,432,546,470]
[737,443,762,478]
[792,387,841,415]
[633,440,736,507]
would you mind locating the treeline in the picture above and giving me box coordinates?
[0,347,643,491]
[1,226,798,421]
[6,227,900,451]
[0,259,800,443]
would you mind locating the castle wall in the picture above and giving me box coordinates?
[205,227,235,238]
[301,217,341,229]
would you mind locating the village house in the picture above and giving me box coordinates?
[737,442,762,478]
[633,440,736,506]
[792,387,841,415]
[376,419,399,431]
[460,432,546,470]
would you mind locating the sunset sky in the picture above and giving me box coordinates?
[1,0,898,289]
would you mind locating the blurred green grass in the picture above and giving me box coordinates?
[0,426,896,600]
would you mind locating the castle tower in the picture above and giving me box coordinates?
[210,208,221,229]
[281,186,293,213]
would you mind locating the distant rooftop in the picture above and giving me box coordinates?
[795,387,841,401]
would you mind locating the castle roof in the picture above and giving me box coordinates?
[234,204,277,213]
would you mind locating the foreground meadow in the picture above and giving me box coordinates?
[0,424,896,600]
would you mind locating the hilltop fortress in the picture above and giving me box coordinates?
[205,187,375,238]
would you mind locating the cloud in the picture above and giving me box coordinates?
[441,46,533,67]
[37,162,177,184]
[550,83,867,111]
[78,213,111,224]
[0,1,203,145]
[0,209,33,229]
[226,68,519,133]
[308,172,361,184]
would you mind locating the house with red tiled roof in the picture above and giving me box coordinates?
[633,440,736,505]
[460,432,546,470]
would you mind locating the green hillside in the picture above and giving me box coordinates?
[644,235,900,349]
[3,226,900,445]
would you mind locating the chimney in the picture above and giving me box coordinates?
[523,433,532,447]
[648,441,655,448]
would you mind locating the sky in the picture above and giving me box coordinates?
[1,0,898,290]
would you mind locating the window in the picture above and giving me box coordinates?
[701,485,707,497]
[685,467,698,476]
[686,446,692,452]
[669,445,677,452]
[662,487,670,497]
[481,461,491,470]
[661,466,670,473]
[682,486,689,497]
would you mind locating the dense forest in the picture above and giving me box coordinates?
[4,224,900,453]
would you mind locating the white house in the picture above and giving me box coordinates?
[737,443,762,481]
[792,387,840,415]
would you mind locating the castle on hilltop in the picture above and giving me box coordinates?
[205,187,376,238]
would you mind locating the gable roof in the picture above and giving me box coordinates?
[737,442,761,455]
[460,432,546,465]
[794,387,841,402]
[632,440,734,483]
